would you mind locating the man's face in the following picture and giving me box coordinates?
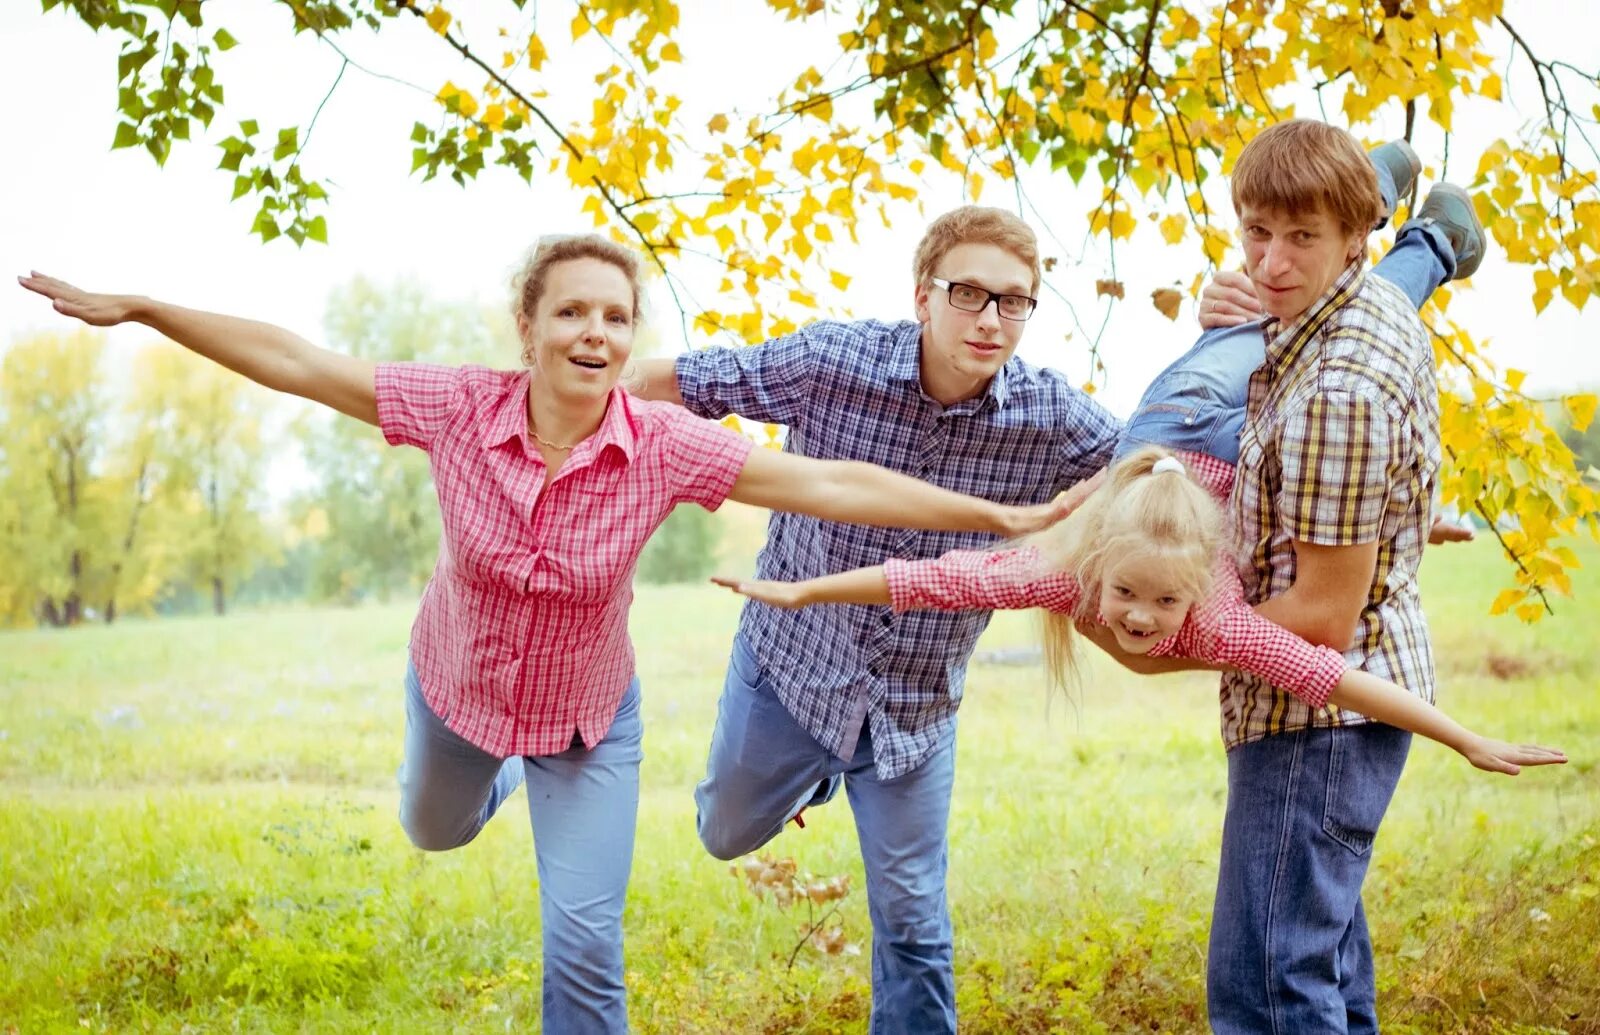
[1238,204,1365,324]
[913,242,1033,404]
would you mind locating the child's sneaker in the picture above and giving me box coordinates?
[1415,183,1486,279]
[1369,139,1421,227]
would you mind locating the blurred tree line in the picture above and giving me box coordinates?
[0,279,720,628]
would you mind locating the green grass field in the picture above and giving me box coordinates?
[3,538,1598,1033]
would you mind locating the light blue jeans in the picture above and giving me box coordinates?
[1207,724,1412,1033]
[1114,222,1454,466]
[695,635,958,1035]
[398,663,643,1034]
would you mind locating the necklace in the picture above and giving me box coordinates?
[529,425,580,451]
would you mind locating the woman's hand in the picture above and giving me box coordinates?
[1198,270,1265,329]
[19,273,143,327]
[710,575,810,609]
[1458,734,1567,776]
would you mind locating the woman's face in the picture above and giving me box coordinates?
[518,257,636,404]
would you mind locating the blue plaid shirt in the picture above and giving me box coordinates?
[676,319,1121,778]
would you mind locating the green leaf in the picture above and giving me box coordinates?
[231,174,252,199]
[411,121,430,144]
[306,215,328,244]
[214,28,238,50]
[240,119,259,136]
[112,122,141,150]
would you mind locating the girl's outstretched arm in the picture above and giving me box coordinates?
[19,273,378,425]
[725,445,1069,537]
[1329,669,1566,775]
[712,567,890,609]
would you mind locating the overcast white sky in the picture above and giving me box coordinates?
[3,0,1595,435]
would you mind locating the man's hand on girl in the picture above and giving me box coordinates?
[1198,270,1265,330]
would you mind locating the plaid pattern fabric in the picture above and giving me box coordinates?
[1224,264,1440,749]
[377,363,752,757]
[883,449,1347,711]
[676,319,1121,778]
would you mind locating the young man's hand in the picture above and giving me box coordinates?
[1198,270,1265,329]
[710,575,809,609]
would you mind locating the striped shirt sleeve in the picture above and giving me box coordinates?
[884,547,1082,614]
[375,362,465,450]
[1276,390,1399,545]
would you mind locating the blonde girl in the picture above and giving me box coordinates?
[716,446,1566,776]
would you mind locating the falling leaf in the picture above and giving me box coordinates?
[1095,278,1124,300]
[1151,286,1183,321]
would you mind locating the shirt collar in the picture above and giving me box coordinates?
[894,321,1011,414]
[479,371,639,465]
[1260,260,1366,380]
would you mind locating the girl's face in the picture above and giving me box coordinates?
[518,257,636,404]
[1097,553,1197,653]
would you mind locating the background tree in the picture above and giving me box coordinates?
[0,330,115,626]
[295,276,502,603]
[40,0,1600,617]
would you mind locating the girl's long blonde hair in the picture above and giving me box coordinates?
[1024,446,1226,692]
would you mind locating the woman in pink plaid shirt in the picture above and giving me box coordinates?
[20,236,1070,1034]
[718,444,1567,777]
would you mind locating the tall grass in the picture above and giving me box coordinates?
[3,538,1596,1032]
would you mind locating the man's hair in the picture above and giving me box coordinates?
[1231,119,1384,235]
[912,206,1042,294]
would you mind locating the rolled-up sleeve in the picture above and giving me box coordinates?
[1276,390,1399,546]
[885,547,1080,614]
[674,327,819,426]
[375,362,464,450]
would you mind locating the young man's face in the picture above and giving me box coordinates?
[913,242,1033,405]
[1238,204,1365,324]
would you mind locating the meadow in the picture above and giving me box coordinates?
[2,537,1597,1034]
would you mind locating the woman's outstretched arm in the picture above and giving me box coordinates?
[20,273,378,425]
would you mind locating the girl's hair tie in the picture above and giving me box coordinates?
[1151,456,1186,476]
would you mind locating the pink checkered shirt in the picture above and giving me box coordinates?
[882,450,1347,710]
[377,363,753,757]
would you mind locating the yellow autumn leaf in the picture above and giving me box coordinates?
[830,270,851,291]
[1158,214,1187,244]
[1151,286,1183,321]
[425,5,451,35]
[707,113,729,133]
[1566,393,1599,433]
[527,33,547,70]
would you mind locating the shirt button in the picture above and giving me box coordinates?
[879,613,893,626]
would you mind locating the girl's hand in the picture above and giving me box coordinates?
[1459,734,1567,776]
[18,273,142,327]
[710,575,810,609]
[1198,270,1264,329]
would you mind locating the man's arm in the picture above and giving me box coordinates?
[624,357,683,405]
[1252,538,1378,650]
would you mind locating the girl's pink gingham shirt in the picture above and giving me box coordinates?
[881,450,1347,710]
[376,363,753,757]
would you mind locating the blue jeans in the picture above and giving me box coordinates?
[1207,724,1412,1034]
[398,664,643,1035]
[695,635,958,1035]
[1114,225,1453,465]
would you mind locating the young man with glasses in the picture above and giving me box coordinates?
[629,206,1120,1035]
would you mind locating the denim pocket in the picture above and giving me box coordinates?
[1320,728,1406,857]
[729,636,766,693]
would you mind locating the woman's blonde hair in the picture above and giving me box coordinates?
[1025,446,1225,692]
[510,234,645,365]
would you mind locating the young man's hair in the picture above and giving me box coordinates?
[912,206,1042,294]
[1231,119,1384,236]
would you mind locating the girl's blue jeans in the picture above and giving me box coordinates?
[1114,221,1454,466]
[397,663,643,1035]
